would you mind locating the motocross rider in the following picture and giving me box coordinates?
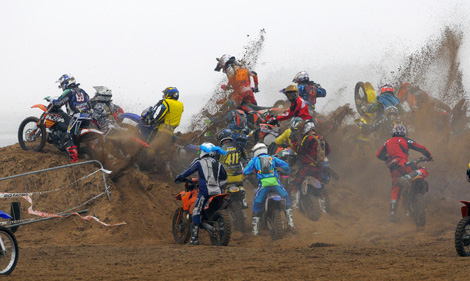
[90,86,124,133]
[174,142,228,245]
[217,129,249,208]
[143,87,184,158]
[243,143,295,235]
[52,74,91,163]
[376,124,433,222]
[365,83,404,121]
[290,121,330,210]
[360,105,402,139]
[292,71,327,115]
[267,85,312,126]
[214,54,259,110]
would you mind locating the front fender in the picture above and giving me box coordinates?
[460,201,470,218]
[31,104,47,112]
[119,112,141,123]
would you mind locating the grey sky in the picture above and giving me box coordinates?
[1,0,469,147]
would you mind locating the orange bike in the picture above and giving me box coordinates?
[172,178,232,246]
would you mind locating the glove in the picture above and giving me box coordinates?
[253,86,259,93]
[267,117,278,126]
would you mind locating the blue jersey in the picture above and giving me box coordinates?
[243,154,290,182]
[53,87,90,116]
[176,156,228,196]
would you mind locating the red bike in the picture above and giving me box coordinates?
[172,178,232,246]
[18,97,104,160]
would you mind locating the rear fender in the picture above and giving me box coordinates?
[203,193,229,218]
[301,176,322,195]
[265,193,286,212]
[460,201,470,218]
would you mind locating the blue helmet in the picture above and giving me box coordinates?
[199,142,226,157]
[56,74,77,90]
[217,129,233,144]
[163,87,179,100]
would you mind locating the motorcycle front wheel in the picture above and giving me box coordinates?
[0,227,19,275]
[455,216,470,257]
[172,208,191,244]
[18,116,46,152]
[209,210,231,246]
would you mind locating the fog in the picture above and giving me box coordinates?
[1,0,469,147]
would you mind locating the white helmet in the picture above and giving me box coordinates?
[214,54,232,72]
[252,143,268,158]
[199,142,216,157]
[302,121,315,135]
[93,86,112,102]
[292,71,310,84]
[289,117,303,130]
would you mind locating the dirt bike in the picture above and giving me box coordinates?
[18,97,104,160]
[259,189,287,240]
[0,210,19,275]
[222,182,248,232]
[172,178,232,246]
[397,157,431,227]
[455,200,470,257]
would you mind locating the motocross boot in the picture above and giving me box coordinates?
[189,223,200,245]
[291,190,300,210]
[389,200,398,223]
[252,216,260,236]
[66,146,79,163]
[285,208,295,229]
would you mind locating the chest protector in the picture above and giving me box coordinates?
[200,157,221,195]
[259,156,274,175]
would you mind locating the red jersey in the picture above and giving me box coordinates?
[376,136,432,170]
[276,96,312,122]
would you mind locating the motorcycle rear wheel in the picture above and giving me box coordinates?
[18,116,46,152]
[0,227,18,275]
[172,208,191,244]
[411,193,426,227]
[267,208,284,240]
[228,201,246,233]
[301,194,322,221]
[455,216,470,257]
[209,210,231,246]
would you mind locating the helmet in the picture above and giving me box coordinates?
[302,121,315,135]
[93,86,112,102]
[380,83,394,95]
[214,54,232,72]
[384,106,398,119]
[252,143,268,158]
[289,117,303,130]
[284,84,299,102]
[199,142,216,157]
[217,129,233,144]
[292,71,310,84]
[392,124,407,137]
[56,74,77,90]
[162,87,179,100]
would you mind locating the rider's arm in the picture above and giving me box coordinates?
[324,138,331,156]
[376,143,388,161]
[243,158,257,175]
[405,138,432,160]
[249,69,259,88]
[275,129,291,145]
[273,157,290,174]
[311,81,327,98]
[53,89,72,107]
[219,162,228,186]
[175,158,200,181]
[276,100,299,122]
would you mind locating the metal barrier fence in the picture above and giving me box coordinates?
[0,160,111,228]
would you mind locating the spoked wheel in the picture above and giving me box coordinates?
[18,116,46,152]
[455,216,470,257]
[0,227,18,275]
[267,208,284,240]
[300,194,322,221]
[228,201,246,233]
[172,208,191,244]
[209,210,231,246]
